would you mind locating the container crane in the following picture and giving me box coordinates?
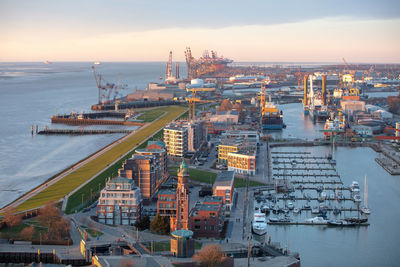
[186,87,215,121]
[92,66,128,105]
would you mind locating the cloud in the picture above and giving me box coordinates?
[1,17,399,63]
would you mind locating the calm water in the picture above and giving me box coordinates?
[0,62,181,208]
[0,63,398,266]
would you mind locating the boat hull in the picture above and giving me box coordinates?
[252,225,267,235]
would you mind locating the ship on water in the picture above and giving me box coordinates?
[260,83,284,130]
[324,115,346,140]
[308,74,329,122]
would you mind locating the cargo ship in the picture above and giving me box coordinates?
[260,83,284,130]
[261,101,284,130]
[324,117,345,139]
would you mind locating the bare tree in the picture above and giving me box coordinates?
[2,209,22,227]
[20,225,35,240]
[193,244,227,267]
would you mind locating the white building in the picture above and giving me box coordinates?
[97,177,142,225]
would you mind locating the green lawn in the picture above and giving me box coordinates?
[16,105,187,213]
[81,225,104,238]
[145,240,202,252]
[0,222,48,241]
[137,109,165,122]
[168,167,265,187]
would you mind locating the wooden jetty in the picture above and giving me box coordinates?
[38,129,132,135]
[274,173,340,177]
[272,156,329,159]
[273,167,336,171]
[267,221,369,226]
[271,151,311,154]
[51,116,144,126]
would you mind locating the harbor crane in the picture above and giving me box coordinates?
[186,87,215,121]
[92,66,128,105]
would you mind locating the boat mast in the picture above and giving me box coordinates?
[364,175,368,209]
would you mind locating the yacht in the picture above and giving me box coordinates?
[305,216,328,225]
[311,206,319,214]
[303,203,311,210]
[350,181,360,192]
[293,207,300,214]
[328,219,356,227]
[353,194,361,202]
[252,213,267,235]
[287,201,294,210]
[361,175,371,215]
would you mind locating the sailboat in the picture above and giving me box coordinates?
[361,175,371,215]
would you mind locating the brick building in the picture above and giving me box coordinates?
[97,177,142,225]
[170,161,190,232]
[213,171,235,210]
[119,154,157,200]
[164,123,188,157]
[189,201,224,238]
[157,189,176,217]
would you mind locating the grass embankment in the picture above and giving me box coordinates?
[1,220,49,241]
[168,167,265,187]
[145,240,202,252]
[137,109,165,122]
[80,225,104,238]
[16,105,187,213]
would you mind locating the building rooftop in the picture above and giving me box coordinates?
[136,148,165,154]
[158,188,176,196]
[203,196,223,203]
[213,171,235,188]
[147,140,166,149]
[109,176,133,185]
[198,204,220,211]
[171,229,194,239]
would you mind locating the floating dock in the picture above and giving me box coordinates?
[51,116,144,126]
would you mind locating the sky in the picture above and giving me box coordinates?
[0,0,399,63]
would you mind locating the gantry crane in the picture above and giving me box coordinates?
[92,66,128,105]
[186,87,215,121]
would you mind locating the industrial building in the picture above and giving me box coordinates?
[97,177,142,225]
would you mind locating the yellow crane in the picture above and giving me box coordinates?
[186,87,215,121]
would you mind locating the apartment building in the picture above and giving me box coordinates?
[97,177,142,225]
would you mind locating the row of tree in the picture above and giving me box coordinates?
[134,214,170,235]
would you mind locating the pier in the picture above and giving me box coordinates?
[267,222,369,226]
[38,129,132,135]
[51,116,144,126]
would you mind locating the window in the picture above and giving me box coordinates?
[204,226,207,230]
[204,220,207,225]
[195,225,201,230]
[194,219,200,223]
[210,226,215,231]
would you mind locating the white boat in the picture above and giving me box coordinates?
[353,194,361,202]
[287,201,294,210]
[305,216,328,225]
[252,213,267,235]
[350,181,360,192]
[330,193,335,200]
[293,207,300,214]
[361,175,371,215]
[311,206,319,214]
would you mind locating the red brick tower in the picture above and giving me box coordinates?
[170,160,190,232]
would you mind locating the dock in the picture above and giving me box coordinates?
[267,222,369,226]
[51,116,144,126]
[38,129,132,135]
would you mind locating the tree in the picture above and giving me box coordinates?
[150,214,170,234]
[37,202,70,241]
[20,225,35,240]
[134,215,150,231]
[2,209,22,227]
[193,244,226,267]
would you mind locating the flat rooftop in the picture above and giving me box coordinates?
[214,171,235,187]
